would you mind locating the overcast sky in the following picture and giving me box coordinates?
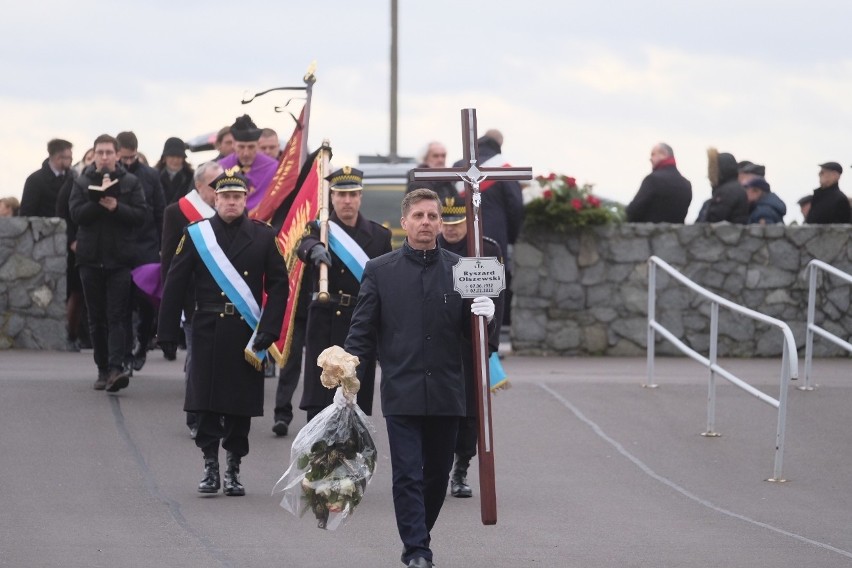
[4,0,852,223]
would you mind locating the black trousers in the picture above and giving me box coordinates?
[455,416,478,460]
[184,322,197,429]
[274,316,306,425]
[386,415,459,564]
[79,265,131,371]
[195,412,251,460]
[127,283,156,356]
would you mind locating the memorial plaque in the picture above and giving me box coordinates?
[452,257,505,298]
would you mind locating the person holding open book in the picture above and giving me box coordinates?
[69,133,146,393]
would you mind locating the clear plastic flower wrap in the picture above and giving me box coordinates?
[273,347,377,530]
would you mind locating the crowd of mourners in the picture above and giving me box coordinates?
[625,143,852,225]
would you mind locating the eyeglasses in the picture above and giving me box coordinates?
[119,154,138,162]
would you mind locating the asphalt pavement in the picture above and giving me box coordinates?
[1,349,851,567]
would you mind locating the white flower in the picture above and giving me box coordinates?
[523,179,545,204]
[338,478,356,496]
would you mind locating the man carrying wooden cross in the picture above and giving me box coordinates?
[344,188,496,568]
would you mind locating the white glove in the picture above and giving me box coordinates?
[470,296,495,323]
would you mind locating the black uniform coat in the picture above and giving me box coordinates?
[438,234,503,417]
[160,200,199,317]
[345,240,493,417]
[296,211,392,415]
[158,214,288,417]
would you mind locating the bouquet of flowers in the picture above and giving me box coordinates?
[273,347,377,530]
[524,173,624,231]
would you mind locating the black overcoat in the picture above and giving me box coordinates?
[158,214,288,417]
[626,165,692,223]
[806,184,851,224]
[345,241,493,417]
[296,212,392,415]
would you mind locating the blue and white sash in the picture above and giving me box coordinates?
[328,220,370,282]
[187,220,267,369]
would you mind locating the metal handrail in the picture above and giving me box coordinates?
[646,256,797,481]
[801,260,852,390]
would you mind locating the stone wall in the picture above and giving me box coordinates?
[512,223,852,357]
[0,217,67,349]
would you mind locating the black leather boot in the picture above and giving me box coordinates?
[450,455,472,498]
[198,457,220,494]
[223,452,245,496]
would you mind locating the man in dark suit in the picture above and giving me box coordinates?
[157,168,287,496]
[297,166,393,421]
[20,138,74,217]
[159,160,222,437]
[345,188,496,568]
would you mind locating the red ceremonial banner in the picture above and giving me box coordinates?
[249,106,307,222]
[268,151,322,365]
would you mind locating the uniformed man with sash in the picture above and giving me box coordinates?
[297,166,393,420]
[157,167,288,496]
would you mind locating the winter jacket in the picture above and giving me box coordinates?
[626,164,692,223]
[124,160,165,265]
[748,192,786,224]
[805,184,851,224]
[68,164,147,268]
[704,152,748,224]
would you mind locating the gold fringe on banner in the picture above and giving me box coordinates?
[244,349,264,372]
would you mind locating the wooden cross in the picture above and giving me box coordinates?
[408,108,532,525]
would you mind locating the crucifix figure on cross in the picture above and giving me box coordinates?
[408,108,532,526]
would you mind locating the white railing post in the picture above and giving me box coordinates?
[645,255,797,482]
[799,260,852,390]
[645,260,658,388]
[801,263,818,391]
[769,344,791,482]
[703,302,720,437]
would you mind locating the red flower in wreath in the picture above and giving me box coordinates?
[571,198,583,211]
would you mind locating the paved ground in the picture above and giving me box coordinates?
[1,349,851,567]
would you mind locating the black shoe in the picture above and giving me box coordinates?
[105,368,130,393]
[450,477,472,498]
[131,346,146,372]
[121,360,134,378]
[198,457,220,494]
[272,420,289,437]
[408,558,432,568]
[93,369,108,391]
[450,456,472,498]
[223,453,245,496]
[162,343,177,361]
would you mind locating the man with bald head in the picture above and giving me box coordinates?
[626,142,692,223]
